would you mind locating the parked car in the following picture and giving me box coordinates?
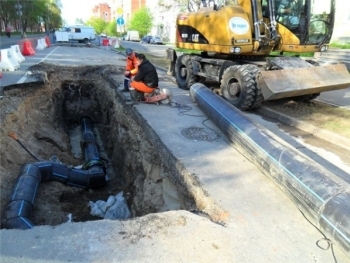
[100,33,107,38]
[150,36,163,45]
[141,35,152,43]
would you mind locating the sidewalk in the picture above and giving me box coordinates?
[1,47,349,263]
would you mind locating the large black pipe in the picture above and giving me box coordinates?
[190,83,350,256]
[2,116,107,230]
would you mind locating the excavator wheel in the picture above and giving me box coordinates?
[220,65,256,111]
[175,54,202,90]
[241,64,264,110]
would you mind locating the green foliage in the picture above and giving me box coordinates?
[330,42,350,49]
[128,7,153,37]
[269,51,314,57]
[0,0,62,33]
[86,17,107,35]
[106,20,117,36]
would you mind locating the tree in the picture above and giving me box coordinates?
[158,0,238,12]
[86,17,107,35]
[106,20,117,36]
[0,0,62,34]
[128,7,153,37]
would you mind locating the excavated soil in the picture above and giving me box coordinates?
[0,63,208,227]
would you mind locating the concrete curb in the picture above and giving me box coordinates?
[258,106,350,151]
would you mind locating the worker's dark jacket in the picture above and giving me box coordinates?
[133,59,159,88]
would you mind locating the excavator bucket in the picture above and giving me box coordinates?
[257,63,350,101]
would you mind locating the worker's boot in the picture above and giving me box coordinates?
[120,78,130,92]
[125,88,139,105]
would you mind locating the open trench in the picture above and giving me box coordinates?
[0,63,222,228]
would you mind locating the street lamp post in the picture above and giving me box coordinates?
[15,0,24,38]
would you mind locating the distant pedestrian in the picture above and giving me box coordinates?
[6,26,11,38]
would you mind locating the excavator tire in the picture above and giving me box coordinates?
[220,65,256,111]
[241,64,264,110]
[175,54,202,90]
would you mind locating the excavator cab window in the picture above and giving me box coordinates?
[276,0,306,29]
[262,0,334,45]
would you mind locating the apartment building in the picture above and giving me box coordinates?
[92,0,146,22]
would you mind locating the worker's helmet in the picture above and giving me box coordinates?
[126,48,133,55]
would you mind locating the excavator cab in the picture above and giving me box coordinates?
[263,0,335,51]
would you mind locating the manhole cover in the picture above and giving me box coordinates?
[181,127,220,141]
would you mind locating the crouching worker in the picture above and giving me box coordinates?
[128,53,172,105]
[122,48,138,91]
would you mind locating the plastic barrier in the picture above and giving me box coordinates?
[114,39,120,48]
[22,40,36,56]
[9,47,22,64]
[36,39,45,50]
[102,38,109,46]
[45,36,51,47]
[0,49,19,71]
[42,38,48,48]
[11,45,25,63]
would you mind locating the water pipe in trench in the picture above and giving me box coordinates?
[1,116,107,230]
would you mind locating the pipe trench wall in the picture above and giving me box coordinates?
[0,66,205,229]
[190,83,350,257]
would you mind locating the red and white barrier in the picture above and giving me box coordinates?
[22,40,36,56]
[45,36,51,47]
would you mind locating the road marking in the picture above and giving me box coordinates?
[38,46,60,63]
[17,46,60,84]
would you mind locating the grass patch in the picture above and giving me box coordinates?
[330,42,350,49]
[270,51,314,57]
[264,100,350,138]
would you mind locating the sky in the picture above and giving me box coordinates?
[60,0,100,25]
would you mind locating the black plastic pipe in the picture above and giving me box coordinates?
[2,116,107,230]
[190,83,350,256]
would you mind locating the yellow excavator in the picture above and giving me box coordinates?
[167,0,350,110]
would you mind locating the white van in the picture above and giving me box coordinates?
[55,25,96,43]
[126,30,140,42]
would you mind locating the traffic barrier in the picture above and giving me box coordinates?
[0,49,19,71]
[114,39,120,48]
[102,38,109,46]
[36,39,45,50]
[42,38,48,48]
[45,36,51,47]
[22,40,36,56]
[9,46,22,64]
[11,45,25,63]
